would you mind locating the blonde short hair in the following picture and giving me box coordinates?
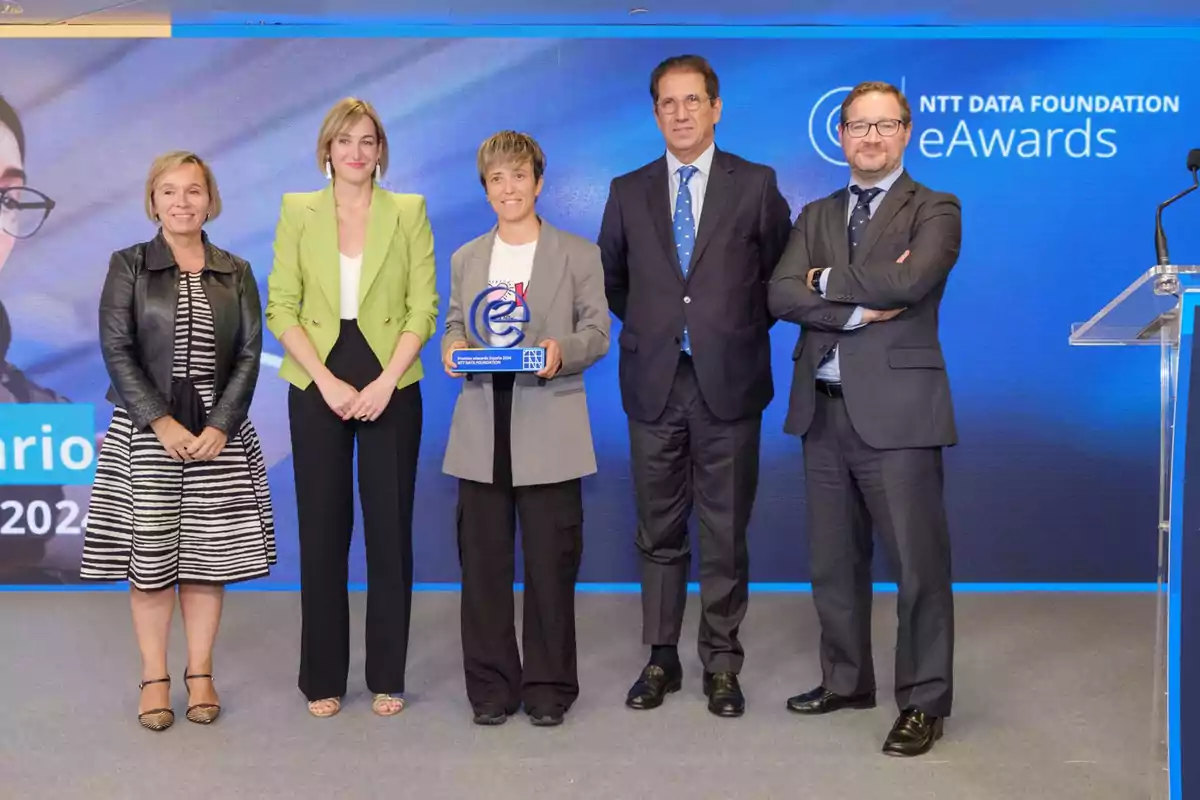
[476,130,545,187]
[316,97,389,178]
[144,151,222,223]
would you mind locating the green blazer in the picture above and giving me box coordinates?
[264,185,439,391]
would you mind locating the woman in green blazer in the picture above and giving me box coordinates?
[265,97,438,719]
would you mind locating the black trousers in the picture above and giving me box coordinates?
[628,355,762,674]
[802,390,954,717]
[457,373,584,714]
[289,321,422,701]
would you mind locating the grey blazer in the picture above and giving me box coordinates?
[767,170,961,449]
[441,219,611,486]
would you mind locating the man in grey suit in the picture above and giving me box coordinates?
[443,131,610,727]
[599,55,792,717]
[768,81,961,757]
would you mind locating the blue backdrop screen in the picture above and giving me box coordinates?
[1,36,1196,585]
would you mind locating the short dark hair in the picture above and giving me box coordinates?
[839,81,912,126]
[649,55,720,105]
[0,94,25,163]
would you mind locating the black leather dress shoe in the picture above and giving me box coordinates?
[625,664,682,710]
[527,706,565,727]
[882,707,944,757]
[702,671,745,718]
[786,686,876,715]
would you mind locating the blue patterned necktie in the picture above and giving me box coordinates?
[674,164,699,354]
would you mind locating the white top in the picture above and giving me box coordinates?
[339,252,363,320]
[484,235,537,346]
[665,141,716,234]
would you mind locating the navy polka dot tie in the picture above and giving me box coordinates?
[818,184,882,370]
[848,185,882,260]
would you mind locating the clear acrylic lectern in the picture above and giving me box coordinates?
[1070,264,1200,800]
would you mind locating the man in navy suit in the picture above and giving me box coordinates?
[598,54,792,718]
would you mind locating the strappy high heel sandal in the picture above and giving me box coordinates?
[137,677,174,731]
[183,672,221,724]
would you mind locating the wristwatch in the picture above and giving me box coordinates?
[809,268,826,292]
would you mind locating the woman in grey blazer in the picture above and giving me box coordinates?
[442,131,610,727]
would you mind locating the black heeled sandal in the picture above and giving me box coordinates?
[183,672,221,724]
[138,677,174,731]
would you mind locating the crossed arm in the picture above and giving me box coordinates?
[767,194,961,327]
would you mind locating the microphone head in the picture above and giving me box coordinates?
[1188,149,1200,172]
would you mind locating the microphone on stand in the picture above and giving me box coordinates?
[1155,149,1200,266]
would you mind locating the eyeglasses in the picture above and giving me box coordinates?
[0,186,56,239]
[842,119,907,138]
[656,94,711,116]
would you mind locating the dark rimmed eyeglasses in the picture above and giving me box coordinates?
[0,186,56,239]
[842,119,907,138]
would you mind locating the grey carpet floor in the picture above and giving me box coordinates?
[0,591,1163,799]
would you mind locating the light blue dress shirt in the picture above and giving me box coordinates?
[815,164,905,383]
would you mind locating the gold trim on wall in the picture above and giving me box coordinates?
[0,24,171,38]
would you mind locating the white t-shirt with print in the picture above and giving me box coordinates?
[484,236,537,347]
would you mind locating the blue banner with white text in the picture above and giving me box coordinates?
[1,36,1197,585]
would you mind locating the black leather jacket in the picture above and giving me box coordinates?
[99,231,263,433]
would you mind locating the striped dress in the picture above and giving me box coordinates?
[80,272,276,590]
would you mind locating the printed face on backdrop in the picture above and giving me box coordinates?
[484,159,542,226]
[151,162,211,236]
[0,120,20,273]
[654,69,722,161]
[329,115,381,185]
[839,91,912,182]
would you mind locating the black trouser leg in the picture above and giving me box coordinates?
[517,478,583,712]
[457,375,521,713]
[291,321,424,701]
[290,383,355,701]
[357,382,422,695]
[457,478,520,712]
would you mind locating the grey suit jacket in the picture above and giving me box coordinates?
[767,170,962,450]
[441,219,611,486]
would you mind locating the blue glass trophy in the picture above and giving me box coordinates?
[450,287,546,373]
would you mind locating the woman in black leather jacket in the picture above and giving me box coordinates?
[79,151,276,731]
